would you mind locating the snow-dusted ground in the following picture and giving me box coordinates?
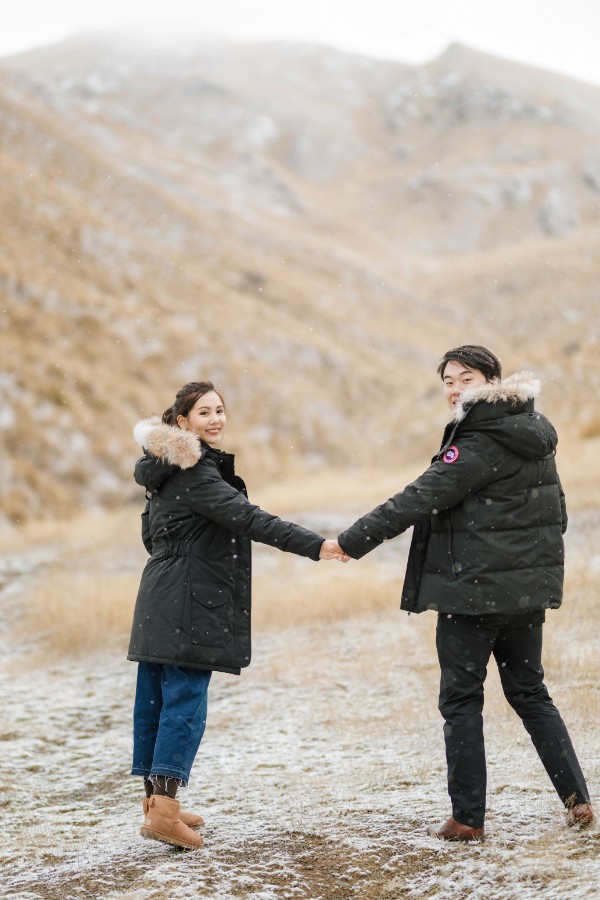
[1,519,598,900]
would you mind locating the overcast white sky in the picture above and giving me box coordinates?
[2,0,600,87]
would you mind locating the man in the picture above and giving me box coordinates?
[337,345,593,840]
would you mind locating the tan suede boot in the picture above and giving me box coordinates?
[140,794,204,849]
[142,797,204,828]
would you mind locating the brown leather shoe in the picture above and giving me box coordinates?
[428,816,485,842]
[142,797,204,828]
[567,803,595,828]
[140,795,204,850]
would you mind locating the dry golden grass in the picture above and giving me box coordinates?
[22,571,139,658]
[252,463,425,515]
[0,507,140,555]
[544,563,600,726]
[6,474,599,674]
[251,563,399,632]
[7,502,403,657]
[13,522,597,729]
[3,41,600,525]
[4,507,143,659]
[18,558,398,659]
[557,437,600,511]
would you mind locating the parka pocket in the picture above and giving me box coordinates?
[190,582,234,648]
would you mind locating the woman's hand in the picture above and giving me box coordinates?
[319,539,350,562]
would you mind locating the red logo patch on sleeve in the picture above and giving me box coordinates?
[443,445,460,464]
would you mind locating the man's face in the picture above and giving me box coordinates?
[442,360,489,412]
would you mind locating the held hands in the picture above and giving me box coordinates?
[319,539,350,563]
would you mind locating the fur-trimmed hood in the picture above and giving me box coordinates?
[454,371,541,422]
[449,371,556,461]
[133,417,202,470]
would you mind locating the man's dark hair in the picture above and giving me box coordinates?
[437,345,502,382]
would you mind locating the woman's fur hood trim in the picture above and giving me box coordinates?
[133,417,201,469]
[454,371,541,422]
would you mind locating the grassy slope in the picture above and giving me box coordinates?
[1,39,600,522]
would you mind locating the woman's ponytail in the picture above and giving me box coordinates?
[162,405,177,426]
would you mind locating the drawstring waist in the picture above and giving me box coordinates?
[151,546,193,559]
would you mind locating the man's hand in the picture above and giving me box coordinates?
[319,539,350,562]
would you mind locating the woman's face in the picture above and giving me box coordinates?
[442,360,490,412]
[178,391,226,445]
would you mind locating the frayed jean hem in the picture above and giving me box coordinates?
[131,766,189,786]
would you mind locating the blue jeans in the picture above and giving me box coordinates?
[131,662,212,786]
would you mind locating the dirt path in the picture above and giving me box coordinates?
[1,521,599,900]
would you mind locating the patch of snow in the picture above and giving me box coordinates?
[0,519,598,899]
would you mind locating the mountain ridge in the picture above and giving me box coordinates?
[1,35,599,523]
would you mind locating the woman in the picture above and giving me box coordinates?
[337,345,593,840]
[129,380,345,850]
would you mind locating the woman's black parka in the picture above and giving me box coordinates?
[128,418,325,675]
[338,373,567,616]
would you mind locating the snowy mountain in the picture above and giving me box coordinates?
[1,35,599,521]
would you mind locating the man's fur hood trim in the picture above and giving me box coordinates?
[454,371,541,422]
[133,417,201,469]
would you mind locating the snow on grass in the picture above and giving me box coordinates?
[0,515,598,899]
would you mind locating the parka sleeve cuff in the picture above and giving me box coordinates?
[308,536,326,561]
[337,532,373,560]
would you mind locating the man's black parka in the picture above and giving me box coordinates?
[128,418,325,675]
[338,373,567,615]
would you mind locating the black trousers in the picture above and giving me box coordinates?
[436,611,590,828]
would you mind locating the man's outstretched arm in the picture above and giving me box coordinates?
[337,433,501,559]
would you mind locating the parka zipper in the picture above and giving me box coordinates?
[447,512,460,579]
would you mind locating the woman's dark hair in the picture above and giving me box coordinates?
[437,345,502,382]
[162,381,225,426]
